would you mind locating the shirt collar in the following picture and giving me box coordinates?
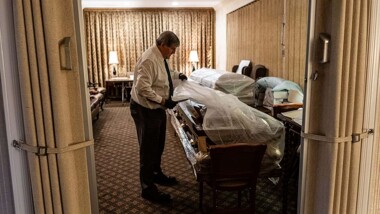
[152,45,165,61]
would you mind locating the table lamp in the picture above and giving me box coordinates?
[109,51,119,77]
[189,50,199,72]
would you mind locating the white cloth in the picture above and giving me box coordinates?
[131,45,181,109]
[189,68,255,105]
[173,81,285,173]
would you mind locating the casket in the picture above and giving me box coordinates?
[171,78,285,177]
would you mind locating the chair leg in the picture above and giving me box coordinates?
[213,189,217,210]
[250,188,256,213]
[282,175,290,214]
[199,181,203,211]
[238,191,242,208]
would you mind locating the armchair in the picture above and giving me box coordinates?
[232,61,268,80]
[232,60,253,77]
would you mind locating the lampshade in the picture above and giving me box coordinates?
[109,51,119,64]
[189,50,199,62]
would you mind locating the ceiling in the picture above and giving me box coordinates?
[82,0,224,8]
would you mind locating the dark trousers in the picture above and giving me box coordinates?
[130,99,167,190]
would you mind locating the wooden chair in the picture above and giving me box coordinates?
[199,143,267,213]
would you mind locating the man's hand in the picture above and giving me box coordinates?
[179,73,187,81]
[163,99,178,109]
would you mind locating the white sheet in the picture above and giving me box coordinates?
[173,81,285,174]
[189,68,255,105]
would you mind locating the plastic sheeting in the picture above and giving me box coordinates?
[189,68,255,105]
[173,81,285,174]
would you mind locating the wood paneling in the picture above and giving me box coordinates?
[284,0,308,88]
[227,0,308,89]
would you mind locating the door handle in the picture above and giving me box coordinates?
[59,37,72,70]
[318,33,330,64]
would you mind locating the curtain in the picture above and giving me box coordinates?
[84,8,215,87]
[368,0,380,212]
[369,78,380,212]
[226,0,308,89]
[301,0,368,213]
[13,0,92,213]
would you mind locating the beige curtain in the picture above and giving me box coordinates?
[84,8,215,87]
[368,0,380,212]
[13,0,92,213]
[301,0,368,213]
[369,81,380,212]
[226,0,308,88]
[368,53,380,212]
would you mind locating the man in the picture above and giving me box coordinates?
[130,31,187,204]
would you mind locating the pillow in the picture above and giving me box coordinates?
[256,77,285,88]
[272,80,303,93]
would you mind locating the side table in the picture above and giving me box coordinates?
[106,77,133,103]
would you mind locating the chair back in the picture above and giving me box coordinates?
[251,64,268,80]
[209,143,267,188]
[232,60,253,78]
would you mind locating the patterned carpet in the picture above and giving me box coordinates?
[93,103,298,213]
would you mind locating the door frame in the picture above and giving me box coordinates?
[73,0,99,213]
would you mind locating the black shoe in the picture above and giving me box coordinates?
[142,187,172,204]
[153,172,178,186]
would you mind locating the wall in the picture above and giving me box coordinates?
[214,0,255,71]
[0,71,13,214]
[216,0,308,88]
[0,0,33,212]
[226,0,284,75]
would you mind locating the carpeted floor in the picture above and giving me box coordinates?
[93,103,298,213]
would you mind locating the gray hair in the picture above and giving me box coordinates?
[156,31,180,47]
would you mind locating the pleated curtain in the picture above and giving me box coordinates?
[13,0,92,213]
[84,8,215,88]
[301,0,368,213]
[367,0,380,212]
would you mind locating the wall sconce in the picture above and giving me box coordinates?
[109,51,119,77]
[189,50,199,72]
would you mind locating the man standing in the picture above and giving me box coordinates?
[130,31,187,204]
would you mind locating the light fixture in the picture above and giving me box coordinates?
[189,50,199,72]
[109,51,119,77]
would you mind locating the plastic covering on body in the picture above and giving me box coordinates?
[189,68,255,105]
[173,81,285,174]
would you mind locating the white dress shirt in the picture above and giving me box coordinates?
[131,45,181,109]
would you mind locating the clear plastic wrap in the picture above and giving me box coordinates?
[173,81,285,174]
[189,68,255,105]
